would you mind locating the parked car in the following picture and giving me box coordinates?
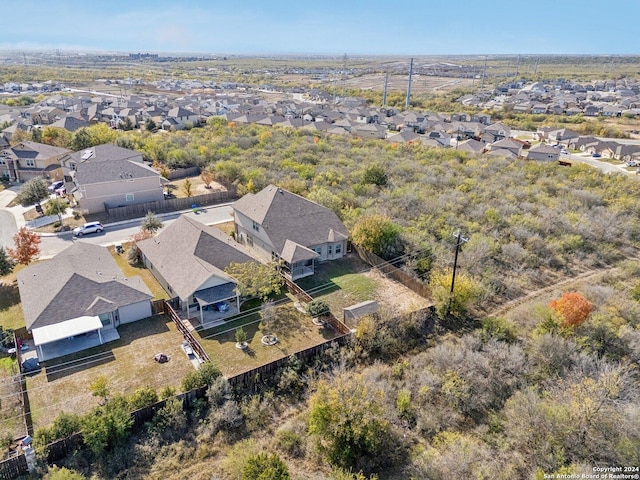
[21,358,40,374]
[73,221,104,236]
[48,180,64,192]
[626,160,640,167]
[592,153,602,158]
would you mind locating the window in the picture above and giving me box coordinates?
[26,159,35,167]
[252,220,260,232]
[247,235,254,247]
[328,245,333,255]
[125,193,134,202]
[335,243,342,254]
[314,247,322,255]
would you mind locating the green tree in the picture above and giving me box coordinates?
[140,211,163,234]
[429,267,483,318]
[181,362,222,391]
[362,164,388,186]
[224,261,283,300]
[0,247,15,277]
[308,375,393,471]
[235,327,247,345]
[90,376,110,403]
[306,299,330,317]
[119,117,134,131]
[128,386,158,410]
[71,127,92,150]
[351,214,403,259]
[81,396,133,456]
[43,197,69,225]
[242,452,290,480]
[17,177,49,207]
[45,466,86,480]
[145,118,157,132]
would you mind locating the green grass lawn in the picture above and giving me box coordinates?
[26,314,193,430]
[196,304,340,377]
[296,255,378,314]
[0,355,25,444]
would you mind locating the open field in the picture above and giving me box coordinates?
[26,314,193,430]
[196,303,339,377]
[343,73,474,94]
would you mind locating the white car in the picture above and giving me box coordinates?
[73,222,104,236]
[48,180,64,192]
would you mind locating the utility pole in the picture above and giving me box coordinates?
[382,72,388,106]
[447,231,468,316]
[480,56,488,90]
[405,57,414,108]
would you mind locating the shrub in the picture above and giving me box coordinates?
[181,362,222,391]
[306,299,330,317]
[242,452,290,480]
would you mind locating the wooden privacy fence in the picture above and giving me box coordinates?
[104,188,237,219]
[165,166,201,180]
[0,454,28,479]
[164,301,211,363]
[352,244,431,300]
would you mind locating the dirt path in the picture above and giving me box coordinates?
[487,267,619,318]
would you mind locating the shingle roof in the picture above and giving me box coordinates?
[17,242,152,331]
[75,158,161,184]
[137,215,257,300]
[233,185,349,255]
[68,143,142,164]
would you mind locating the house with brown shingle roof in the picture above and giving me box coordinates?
[0,141,70,183]
[17,242,153,361]
[138,215,257,322]
[233,185,349,280]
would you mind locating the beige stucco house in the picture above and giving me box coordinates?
[233,185,349,280]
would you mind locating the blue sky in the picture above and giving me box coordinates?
[2,0,638,55]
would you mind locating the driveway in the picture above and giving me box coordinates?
[563,152,633,175]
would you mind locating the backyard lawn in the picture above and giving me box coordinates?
[0,266,27,331]
[26,314,193,430]
[196,304,340,377]
[0,356,25,445]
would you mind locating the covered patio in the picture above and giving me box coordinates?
[192,282,240,327]
[280,240,319,280]
[32,316,120,362]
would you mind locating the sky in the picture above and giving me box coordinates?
[1,0,639,56]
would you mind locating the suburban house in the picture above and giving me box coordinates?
[0,141,70,182]
[17,242,153,361]
[525,143,560,162]
[137,215,257,323]
[233,185,349,280]
[66,144,166,214]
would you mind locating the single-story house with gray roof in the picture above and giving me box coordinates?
[17,242,153,361]
[137,215,258,323]
[233,185,349,280]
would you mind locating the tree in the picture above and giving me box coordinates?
[45,466,86,480]
[182,178,193,197]
[0,247,15,277]
[235,327,247,345]
[362,164,388,186]
[242,452,290,480]
[17,177,49,207]
[224,261,283,300]
[81,396,132,456]
[70,127,92,150]
[128,386,158,411]
[118,117,134,131]
[43,197,69,225]
[429,267,483,318]
[308,375,393,472]
[145,118,157,132]
[351,215,403,259]
[306,299,330,317]
[8,227,41,265]
[181,362,222,391]
[201,169,214,189]
[90,376,110,403]
[140,211,163,234]
[550,291,593,328]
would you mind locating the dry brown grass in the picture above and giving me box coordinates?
[167,176,226,199]
[197,304,340,377]
[0,265,27,331]
[26,314,194,430]
[108,244,169,300]
[0,356,25,444]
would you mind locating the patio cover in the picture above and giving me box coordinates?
[32,315,103,346]
[194,283,237,306]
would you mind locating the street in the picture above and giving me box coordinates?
[39,205,234,259]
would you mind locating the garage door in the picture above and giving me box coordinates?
[118,301,152,324]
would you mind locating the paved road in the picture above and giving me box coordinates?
[39,205,234,259]
[0,210,17,250]
[563,151,633,175]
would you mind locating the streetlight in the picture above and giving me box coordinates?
[447,231,468,316]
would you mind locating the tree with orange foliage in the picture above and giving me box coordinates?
[549,291,593,328]
[8,227,41,265]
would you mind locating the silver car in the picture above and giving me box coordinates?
[73,222,104,236]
